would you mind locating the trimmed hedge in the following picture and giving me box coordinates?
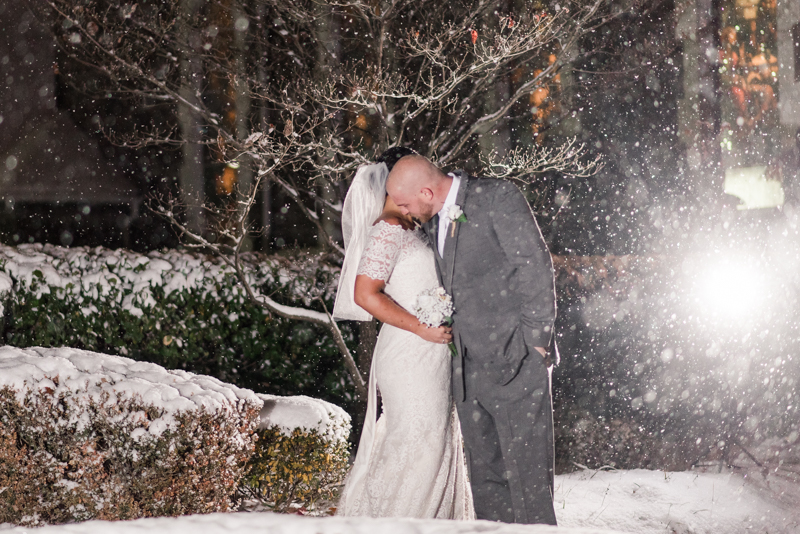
[0,244,355,409]
[0,346,261,526]
[0,245,357,520]
[241,394,351,514]
[242,426,350,513]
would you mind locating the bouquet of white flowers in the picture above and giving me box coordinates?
[413,287,457,356]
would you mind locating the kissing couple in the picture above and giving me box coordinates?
[332,148,558,525]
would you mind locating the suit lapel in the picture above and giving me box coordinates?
[443,172,470,289]
[423,215,445,285]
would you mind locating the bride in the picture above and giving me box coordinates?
[333,152,475,520]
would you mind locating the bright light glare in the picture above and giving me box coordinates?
[693,258,769,322]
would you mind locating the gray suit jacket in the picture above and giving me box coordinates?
[423,172,556,399]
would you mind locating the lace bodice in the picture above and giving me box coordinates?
[356,221,440,311]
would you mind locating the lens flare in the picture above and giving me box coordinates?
[692,256,769,323]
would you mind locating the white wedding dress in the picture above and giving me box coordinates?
[337,221,475,520]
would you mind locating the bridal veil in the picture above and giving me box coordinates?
[332,162,389,322]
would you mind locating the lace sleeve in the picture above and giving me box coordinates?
[356,222,405,282]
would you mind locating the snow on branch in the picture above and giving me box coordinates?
[480,138,604,181]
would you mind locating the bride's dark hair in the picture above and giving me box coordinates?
[376,147,417,171]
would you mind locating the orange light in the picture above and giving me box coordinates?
[530,86,549,107]
[217,166,237,195]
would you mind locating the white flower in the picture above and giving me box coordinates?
[417,294,437,309]
[413,287,454,327]
[447,204,464,222]
[428,310,444,325]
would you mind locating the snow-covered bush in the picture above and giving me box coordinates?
[240,394,351,514]
[0,244,354,407]
[0,346,261,526]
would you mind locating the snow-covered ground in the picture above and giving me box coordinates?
[555,467,799,533]
[0,513,598,534]
[4,467,797,534]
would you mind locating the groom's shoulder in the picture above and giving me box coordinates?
[467,176,521,197]
[467,175,502,191]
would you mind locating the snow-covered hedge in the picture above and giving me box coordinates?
[0,346,261,526]
[241,395,351,513]
[0,244,354,407]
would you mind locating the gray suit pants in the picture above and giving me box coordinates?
[456,349,557,525]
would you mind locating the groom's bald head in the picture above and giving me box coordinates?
[386,155,451,223]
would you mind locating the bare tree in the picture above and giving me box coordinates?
[36,0,617,397]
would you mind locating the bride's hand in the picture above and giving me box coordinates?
[415,323,453,345]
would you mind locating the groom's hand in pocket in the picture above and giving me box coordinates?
[533,346,553,367]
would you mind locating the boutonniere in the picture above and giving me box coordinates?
[447,205,467,237]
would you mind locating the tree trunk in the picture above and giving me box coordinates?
[351,318,377,445]
[357,319,378,377]
[694,0,723,202]
[255,1,272,251]
[177,0,205,235]
[234,2,254,251]
[315,2,342,247]
[479,0,512,161]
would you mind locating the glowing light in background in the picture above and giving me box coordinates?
[723,166,784,210]
[689,254,772,325]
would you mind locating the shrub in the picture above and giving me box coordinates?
[240,394,351,514]
[0,346,261,526]
[0,244,355,410]
[554,409,709,473]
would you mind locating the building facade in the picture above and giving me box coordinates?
[677,0,800,209]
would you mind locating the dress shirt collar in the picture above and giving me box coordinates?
[436,173,461,256]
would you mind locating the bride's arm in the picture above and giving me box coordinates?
[354,275,452,345]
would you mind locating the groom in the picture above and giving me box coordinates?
[386,154,557,525]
